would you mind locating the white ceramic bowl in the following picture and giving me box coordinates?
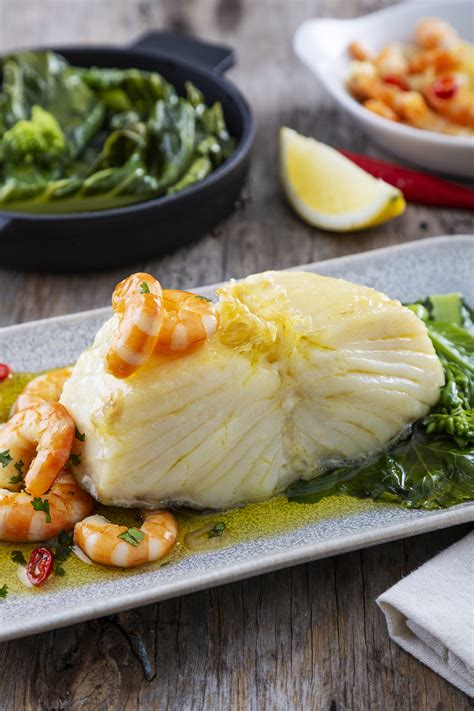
[294,0,474,177]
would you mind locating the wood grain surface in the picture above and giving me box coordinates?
[0,1,472,709]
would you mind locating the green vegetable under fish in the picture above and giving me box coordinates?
[287,292,474,510]
[0,51,235,213]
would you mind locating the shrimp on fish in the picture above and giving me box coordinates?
[0,403,75,496]
[415,18,460,50]
[74,511,178,567]
[155,290,219,354]
[106,272,163,379]
[0,470,94,542]
[10,367,73,417]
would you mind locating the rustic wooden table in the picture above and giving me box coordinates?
[0,1,472,708]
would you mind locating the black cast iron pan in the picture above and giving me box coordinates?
[0,32,255,272]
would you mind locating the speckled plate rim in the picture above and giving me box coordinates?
[2,506,473,643]
[1,235,473,642]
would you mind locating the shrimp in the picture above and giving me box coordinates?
[106,272,163,379]
[374,44,409,78]
[155,290,219,354]
[349,71,469,134]
[0,470,94,542]
[363,99,399,121]
[74,510,178,567]
[350,71,414,120]
[0,403,75,496]
[423,80,474,128]
[415,18,460,50]
[409,47,462,75]
[348,41,373,62]
[10,367,73,417]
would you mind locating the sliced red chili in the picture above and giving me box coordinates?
[432,76,459,100]
[27,547,54,586]
[0,364,11,382]
[384,75,409,91]
[338,149,474,210]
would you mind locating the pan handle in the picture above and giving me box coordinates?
[130,31,235,74]
[0,216,11,233]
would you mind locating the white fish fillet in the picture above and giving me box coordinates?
[60,271,444,509]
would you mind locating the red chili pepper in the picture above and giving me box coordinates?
[432,76,459,100]
[339,150,474,210]
[27,547,54,586]
[384,75,409,91]
[0,363,10,382]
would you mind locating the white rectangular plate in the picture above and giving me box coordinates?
[1,236,473,642]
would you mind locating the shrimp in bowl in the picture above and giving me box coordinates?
[347,17,474,136]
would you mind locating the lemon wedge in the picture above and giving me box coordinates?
[280,127,405,231]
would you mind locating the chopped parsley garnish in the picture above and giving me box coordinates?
[54,530,74,564]
[140,281,150,294]
[9,460,24,485]
[0,450,12,468]
[118,527,145,547]
[75,427,86,442]
[0,584,8,599]
[54,565,66,577]
[57,529,73,547]
[68,453,81,467]
[208,522,226,538]
[31,497,51,523]
[11,550,26,566]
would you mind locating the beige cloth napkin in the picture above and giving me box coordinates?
[377,531,474,697]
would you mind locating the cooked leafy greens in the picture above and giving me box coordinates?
[0,51,235,213]
[287,293,474,510]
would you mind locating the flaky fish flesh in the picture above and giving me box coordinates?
[61,271,444,509]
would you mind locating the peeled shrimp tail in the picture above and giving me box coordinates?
[0,402,75,496]
[74,511,178,567]
[0,471,94,542]
[106,272,163,379]
[10,367,73,416]
[155,290,219,353]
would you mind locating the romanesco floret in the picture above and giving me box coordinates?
[1,105,66,165]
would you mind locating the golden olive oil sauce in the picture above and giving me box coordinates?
[0,371,375,596]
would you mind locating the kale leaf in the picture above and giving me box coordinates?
[287,430,474,510]
[0,51,235,213]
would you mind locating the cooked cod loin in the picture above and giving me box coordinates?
[60,272,444,509]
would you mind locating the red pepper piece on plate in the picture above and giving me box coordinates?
[27,547,54,586]
[0,364,11,382]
